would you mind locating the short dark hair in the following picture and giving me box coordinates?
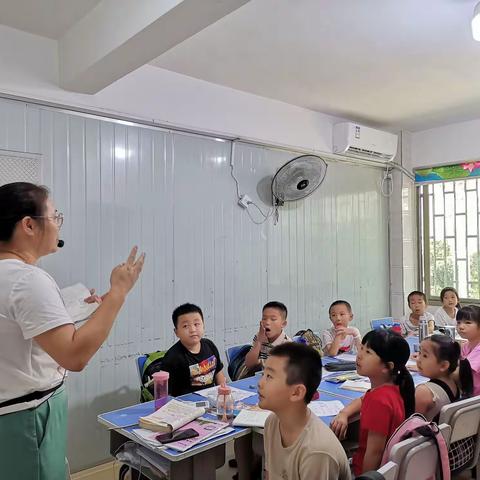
[0,182,49,242]
[269,342,322,404]
[172,303,204,328]
[263,301,288,319]
[457,305,480,327]
[407,290,427,305]
[329,300,352,314]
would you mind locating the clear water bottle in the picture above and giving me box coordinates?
[216,384,234,420]
[153,371,169,411]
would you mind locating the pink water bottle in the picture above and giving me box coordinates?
[153,371,169,410]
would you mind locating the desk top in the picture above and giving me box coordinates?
[98,399,251,461]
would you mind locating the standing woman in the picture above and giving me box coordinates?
[0,182,145,480]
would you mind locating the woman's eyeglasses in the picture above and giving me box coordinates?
[31,212,64,228]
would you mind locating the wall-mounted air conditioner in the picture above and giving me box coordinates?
[332,122,398,161]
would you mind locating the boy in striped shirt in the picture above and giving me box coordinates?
[244,301,291,373]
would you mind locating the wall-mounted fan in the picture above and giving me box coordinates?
[271,155,328,206]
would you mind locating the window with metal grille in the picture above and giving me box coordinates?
[419,179,480,302]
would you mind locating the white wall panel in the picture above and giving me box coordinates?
[0,98,389,471]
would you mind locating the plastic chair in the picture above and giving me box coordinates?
[356,461,398,480]
[370,317,394,330]
[225,343,251,380]
[377,461,398,480]
[225,343,250,365]
[387,423,451,480]
[438,394,480,476]
[137,354,148,383]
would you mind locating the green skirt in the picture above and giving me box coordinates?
[0,385,67,480]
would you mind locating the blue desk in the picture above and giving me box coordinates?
[98,399,251,480]
[99,400,249,461]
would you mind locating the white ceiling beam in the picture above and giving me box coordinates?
[59,0,250,94]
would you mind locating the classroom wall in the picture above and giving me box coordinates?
[411,117,480,168]
[0,96,390,471]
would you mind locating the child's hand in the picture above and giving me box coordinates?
[334,327,348,340]
[330,412,349,440]
[257,322,268,344]
[343,326,360,337]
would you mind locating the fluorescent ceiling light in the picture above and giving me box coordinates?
[472,2,480,41]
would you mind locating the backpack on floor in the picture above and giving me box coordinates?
[380,413,450,480]
[293,329,323,356]
[139,350,167,403]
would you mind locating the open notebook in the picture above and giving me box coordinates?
[232,409,272,428]
[139,399,205,433]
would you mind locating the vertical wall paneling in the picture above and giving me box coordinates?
[0,98,389,471]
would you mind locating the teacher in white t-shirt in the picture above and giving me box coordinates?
[0,182,145,480]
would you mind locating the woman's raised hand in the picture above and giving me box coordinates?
[110,246,145,296]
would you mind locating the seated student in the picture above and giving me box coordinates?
[331,329,414,476]
[415,334,472,422]
[457,305,480,396]
[161,303,226,397]
[259,342,351,480]
[243,301,291,373]
[322,300,361,356]
[400,290,434,337]
[434,287,460,327]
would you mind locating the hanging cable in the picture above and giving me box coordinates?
[381,164,394,197]
[230,139,277,225]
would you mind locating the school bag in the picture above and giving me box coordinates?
[139,350,167,402]
[293,329,323,356]
[380,413,451,480]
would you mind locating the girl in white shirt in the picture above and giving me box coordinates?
[434,287,460,327]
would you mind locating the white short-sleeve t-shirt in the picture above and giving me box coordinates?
[0,259,73,414]
[434,307,458,327]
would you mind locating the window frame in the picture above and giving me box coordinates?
[418,181,480,305]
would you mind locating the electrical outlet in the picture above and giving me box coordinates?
[238,194,251,209]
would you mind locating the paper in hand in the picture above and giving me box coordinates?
[60,283,99,324]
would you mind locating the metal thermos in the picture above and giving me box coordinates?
[419,316,428,342]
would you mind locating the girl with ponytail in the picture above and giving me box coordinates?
[330,329,414,476]
[415,334,473,422]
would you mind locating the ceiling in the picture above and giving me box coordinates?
[151,0,480,131]
[0,0,101,39]
[2,0,480,131]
